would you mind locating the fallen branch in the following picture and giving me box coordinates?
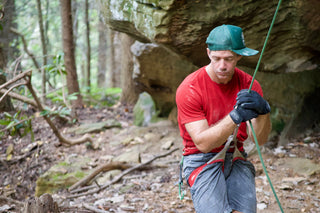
[69,162,131,191]
[67,148,178,199]
[0,82,26,103]
[0,88,37,107]
[0,195,24,207]
[82,203,109,213]
[0,142,41,165]
[0,70,31,91]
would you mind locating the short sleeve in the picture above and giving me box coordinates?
[176,84,206,125]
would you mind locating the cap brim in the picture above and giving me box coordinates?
[233,48,259,56]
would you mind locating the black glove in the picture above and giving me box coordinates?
[236,89,271,115]
[229,105,259,124]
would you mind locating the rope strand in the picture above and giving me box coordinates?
[248,0,284,212]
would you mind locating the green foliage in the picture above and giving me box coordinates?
[0,111,34,141]
[81,86,122,107]
[270,107,285,133]
[44,53,66,76]
[103,87,122,106]
[40,106,71,121]
[46,91,79,104]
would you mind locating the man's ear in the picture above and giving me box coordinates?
[237,54,242,61]
[206,48,211,58]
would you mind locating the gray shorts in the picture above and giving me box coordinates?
[183,152,256,213]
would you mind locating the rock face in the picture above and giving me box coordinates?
[98,0,320,141]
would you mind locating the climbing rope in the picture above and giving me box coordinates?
[248,0,284,212]
[178,155,185,200]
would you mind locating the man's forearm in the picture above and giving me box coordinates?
[186,115,238,153]
[248,113,272,145]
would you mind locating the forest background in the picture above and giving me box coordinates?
[0,0,129,115]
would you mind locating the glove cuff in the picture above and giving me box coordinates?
[261,101,271,114]
[229,109,241,124]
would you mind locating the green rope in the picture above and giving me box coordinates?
[247,0,284,212]
[249,0,282,92]
[179,155,185,200]
[249,121,284,212]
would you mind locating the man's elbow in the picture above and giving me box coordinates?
[194,140,212,153]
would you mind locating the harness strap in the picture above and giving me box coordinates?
[187,126,245,188]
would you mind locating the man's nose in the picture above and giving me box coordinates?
[219,59,227,69]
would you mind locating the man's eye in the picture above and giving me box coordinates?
[226,57,234,62]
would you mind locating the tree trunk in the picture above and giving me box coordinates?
[119,33,138,105]
[85,0,91,93]
[59,0,83,108]
[0,0,15,112]
[97,17,107,87]
[36,0,48,102]
[71,1,79,50]
[108,31,121,88]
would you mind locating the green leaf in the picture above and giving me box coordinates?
[40,110,50,116]
[0,119,10,125]
[4,112,12,118]
[7,121,15,129]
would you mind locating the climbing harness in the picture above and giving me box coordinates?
[188,125,244,187]
[178,0,284,211]
[178,125,243,198]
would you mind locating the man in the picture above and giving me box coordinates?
[176,24,271,213]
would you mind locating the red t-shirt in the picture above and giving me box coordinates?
[176,66,263,156]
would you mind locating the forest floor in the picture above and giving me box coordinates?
[0,105,319,213]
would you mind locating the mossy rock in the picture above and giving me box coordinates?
[35,155,92,197]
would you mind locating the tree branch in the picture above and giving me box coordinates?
[24,71,93,145]
[0,88,37,107]
[0,70,93,146]
[83,203,109,213]
[10,28,41,70]
[68,162,132,192]
[0,82,26,103]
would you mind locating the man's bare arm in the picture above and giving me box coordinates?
[247,113,271,146]
[185,115,238,153]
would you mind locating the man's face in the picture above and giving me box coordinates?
[207,49,242,84]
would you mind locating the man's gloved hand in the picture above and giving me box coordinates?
[229,105,259,124]
[236,89,271,115]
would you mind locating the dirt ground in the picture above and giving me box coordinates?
[0,105,319,212]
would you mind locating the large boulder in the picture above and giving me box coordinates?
[131,41,197,116]
[98,0,320,142]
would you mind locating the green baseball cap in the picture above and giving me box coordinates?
[206,24,259,56]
